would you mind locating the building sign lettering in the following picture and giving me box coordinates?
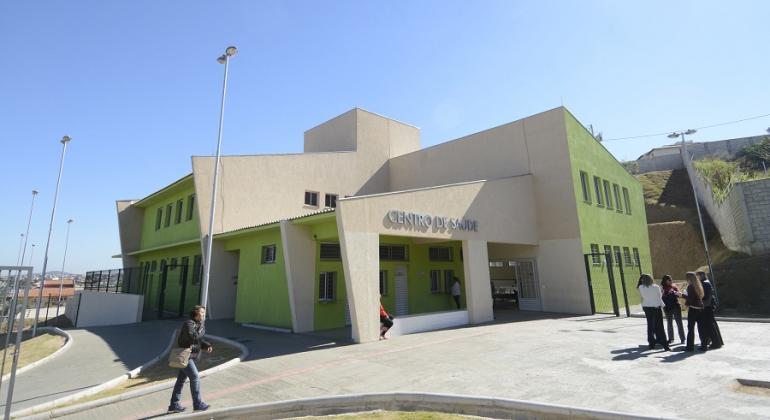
[387,210,479,232]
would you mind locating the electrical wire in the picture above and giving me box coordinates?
[603,112,770,142]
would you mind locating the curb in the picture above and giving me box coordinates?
[157,392,674,420]
[20,334,249,419]
[1,327,72,383]
[737,378,770,389]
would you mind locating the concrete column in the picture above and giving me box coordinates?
[461,240,494,324]
[338,229,380,343]
[280,221,316,333]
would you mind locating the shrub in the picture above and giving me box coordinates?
[693,159,750,202]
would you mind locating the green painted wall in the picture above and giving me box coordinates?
[138,177,200,250]
[136,243,202,317]
[564,110,652,313]
[223,227,293,329]
[312,230,465,331]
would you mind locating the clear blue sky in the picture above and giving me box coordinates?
[1,1,769,274]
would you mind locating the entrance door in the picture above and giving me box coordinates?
[514,259,541,311]
[394,266,409,316]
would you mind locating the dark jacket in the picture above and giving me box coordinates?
[178,319,212,354]
[701,280,714,308]
[685,285,704,309]
[661,285,681,309]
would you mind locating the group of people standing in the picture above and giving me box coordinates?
[638,271,724,352]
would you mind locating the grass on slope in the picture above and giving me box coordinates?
[0,331,65,371]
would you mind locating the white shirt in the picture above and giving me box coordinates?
[451,282,461,296]
[638,284,664,308]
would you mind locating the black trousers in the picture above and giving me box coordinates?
[687,307,704,349]
[702,306,724,347]
[664,306,685,343]
[643,307,667,347]
[453,295,461,309]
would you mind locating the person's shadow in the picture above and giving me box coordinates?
[610,345,660,361]
[659,346,699,363]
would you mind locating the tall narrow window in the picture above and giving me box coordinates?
[443,270,454,294]
[319,272,336,301]
[325,193,338,208]
[304,191,319,207]
[603,180,613,210]
[429,270,441,293]
[379,270,388,296]
[180,256,189,285]
[590,244,601,265]
[613,184,623,212]
[593,177,604,207]
[623,187,632,215]
[175,199,184,224]
[579,171,591,203]
[186,194,195,221]
[155,208,163,231]
[633,248,641,266]
[613,246,622,266]
[261,245,277,264]
[165,204,172,227]
[603,245,613,263]
[192,255,202,285]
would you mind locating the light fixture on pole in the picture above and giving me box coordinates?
[33,136,71,336]
[669,129,717,285]
[55,219,74,320]
[200,46,237,313]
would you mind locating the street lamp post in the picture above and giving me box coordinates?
[669,129,717,285]
[6,190,38,335]
[55,219,74,320]
[15,234,24,267]
[33,136,71,336]
[200,46,237,312]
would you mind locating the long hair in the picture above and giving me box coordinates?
[638,274,653,287]
[685,272,704,299]
[661,275,673,289]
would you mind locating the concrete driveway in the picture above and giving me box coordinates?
[59,312,770,420]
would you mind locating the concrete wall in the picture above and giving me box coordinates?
[636,135,767,174]
[742,179,770,254]
[65,291,143,327]
[387,309,469,337]
[116,200,142,268]
[280,220,317,333]
[637,153,684,173]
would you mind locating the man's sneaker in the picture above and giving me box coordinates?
[194,402,210,412]
[167,404,186,413]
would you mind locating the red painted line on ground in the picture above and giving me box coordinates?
[126,330,489,420]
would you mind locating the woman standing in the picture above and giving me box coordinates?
[168,305,212,413]
[638,274,670,351]
[684,272,706,352]
[661,275,685,344]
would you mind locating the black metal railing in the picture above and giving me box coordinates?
[84,267,143,294]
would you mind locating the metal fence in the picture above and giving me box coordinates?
[584,252,642,317]
[84,264,202,321]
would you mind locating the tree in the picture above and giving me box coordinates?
[737,136,770,171]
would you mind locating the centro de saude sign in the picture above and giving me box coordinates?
[386,210,479,232]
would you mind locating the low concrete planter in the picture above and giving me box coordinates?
[169,392,670,420]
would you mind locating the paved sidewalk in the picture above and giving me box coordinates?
[61,313,770,420]
[1,320,178,413]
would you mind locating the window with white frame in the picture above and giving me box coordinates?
[613,246,622,266]
[325,193,338,208]
[613,184,623,213]
[379,270,388,296]
[604,245,613,264]
[429,247,452,262]
[319,272,336,301]
[304,191,319,207]
[319,243,341,260]
[590,244,601,265]
[429,270,441,293]
[262,245,277,264]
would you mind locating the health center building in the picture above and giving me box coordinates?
[115,107,652,343]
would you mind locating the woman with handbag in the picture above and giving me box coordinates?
[168,305,213,413]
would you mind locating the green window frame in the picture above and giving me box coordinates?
[613,246,622,266]
[175,199,184,224]
[261,245,277,264]
[623,247,633,266]
[590,244,601,265]
[186,194,196,221]
[429,247,452,262]
[319,243,341,260]
[164,203,172,227]
[603,245,612,264]
[622,187,632,215]
[155,208,163,231]
[319,272,336,301]
[613,184,623,212]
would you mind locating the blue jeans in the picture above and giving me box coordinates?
[170,358,202,407]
